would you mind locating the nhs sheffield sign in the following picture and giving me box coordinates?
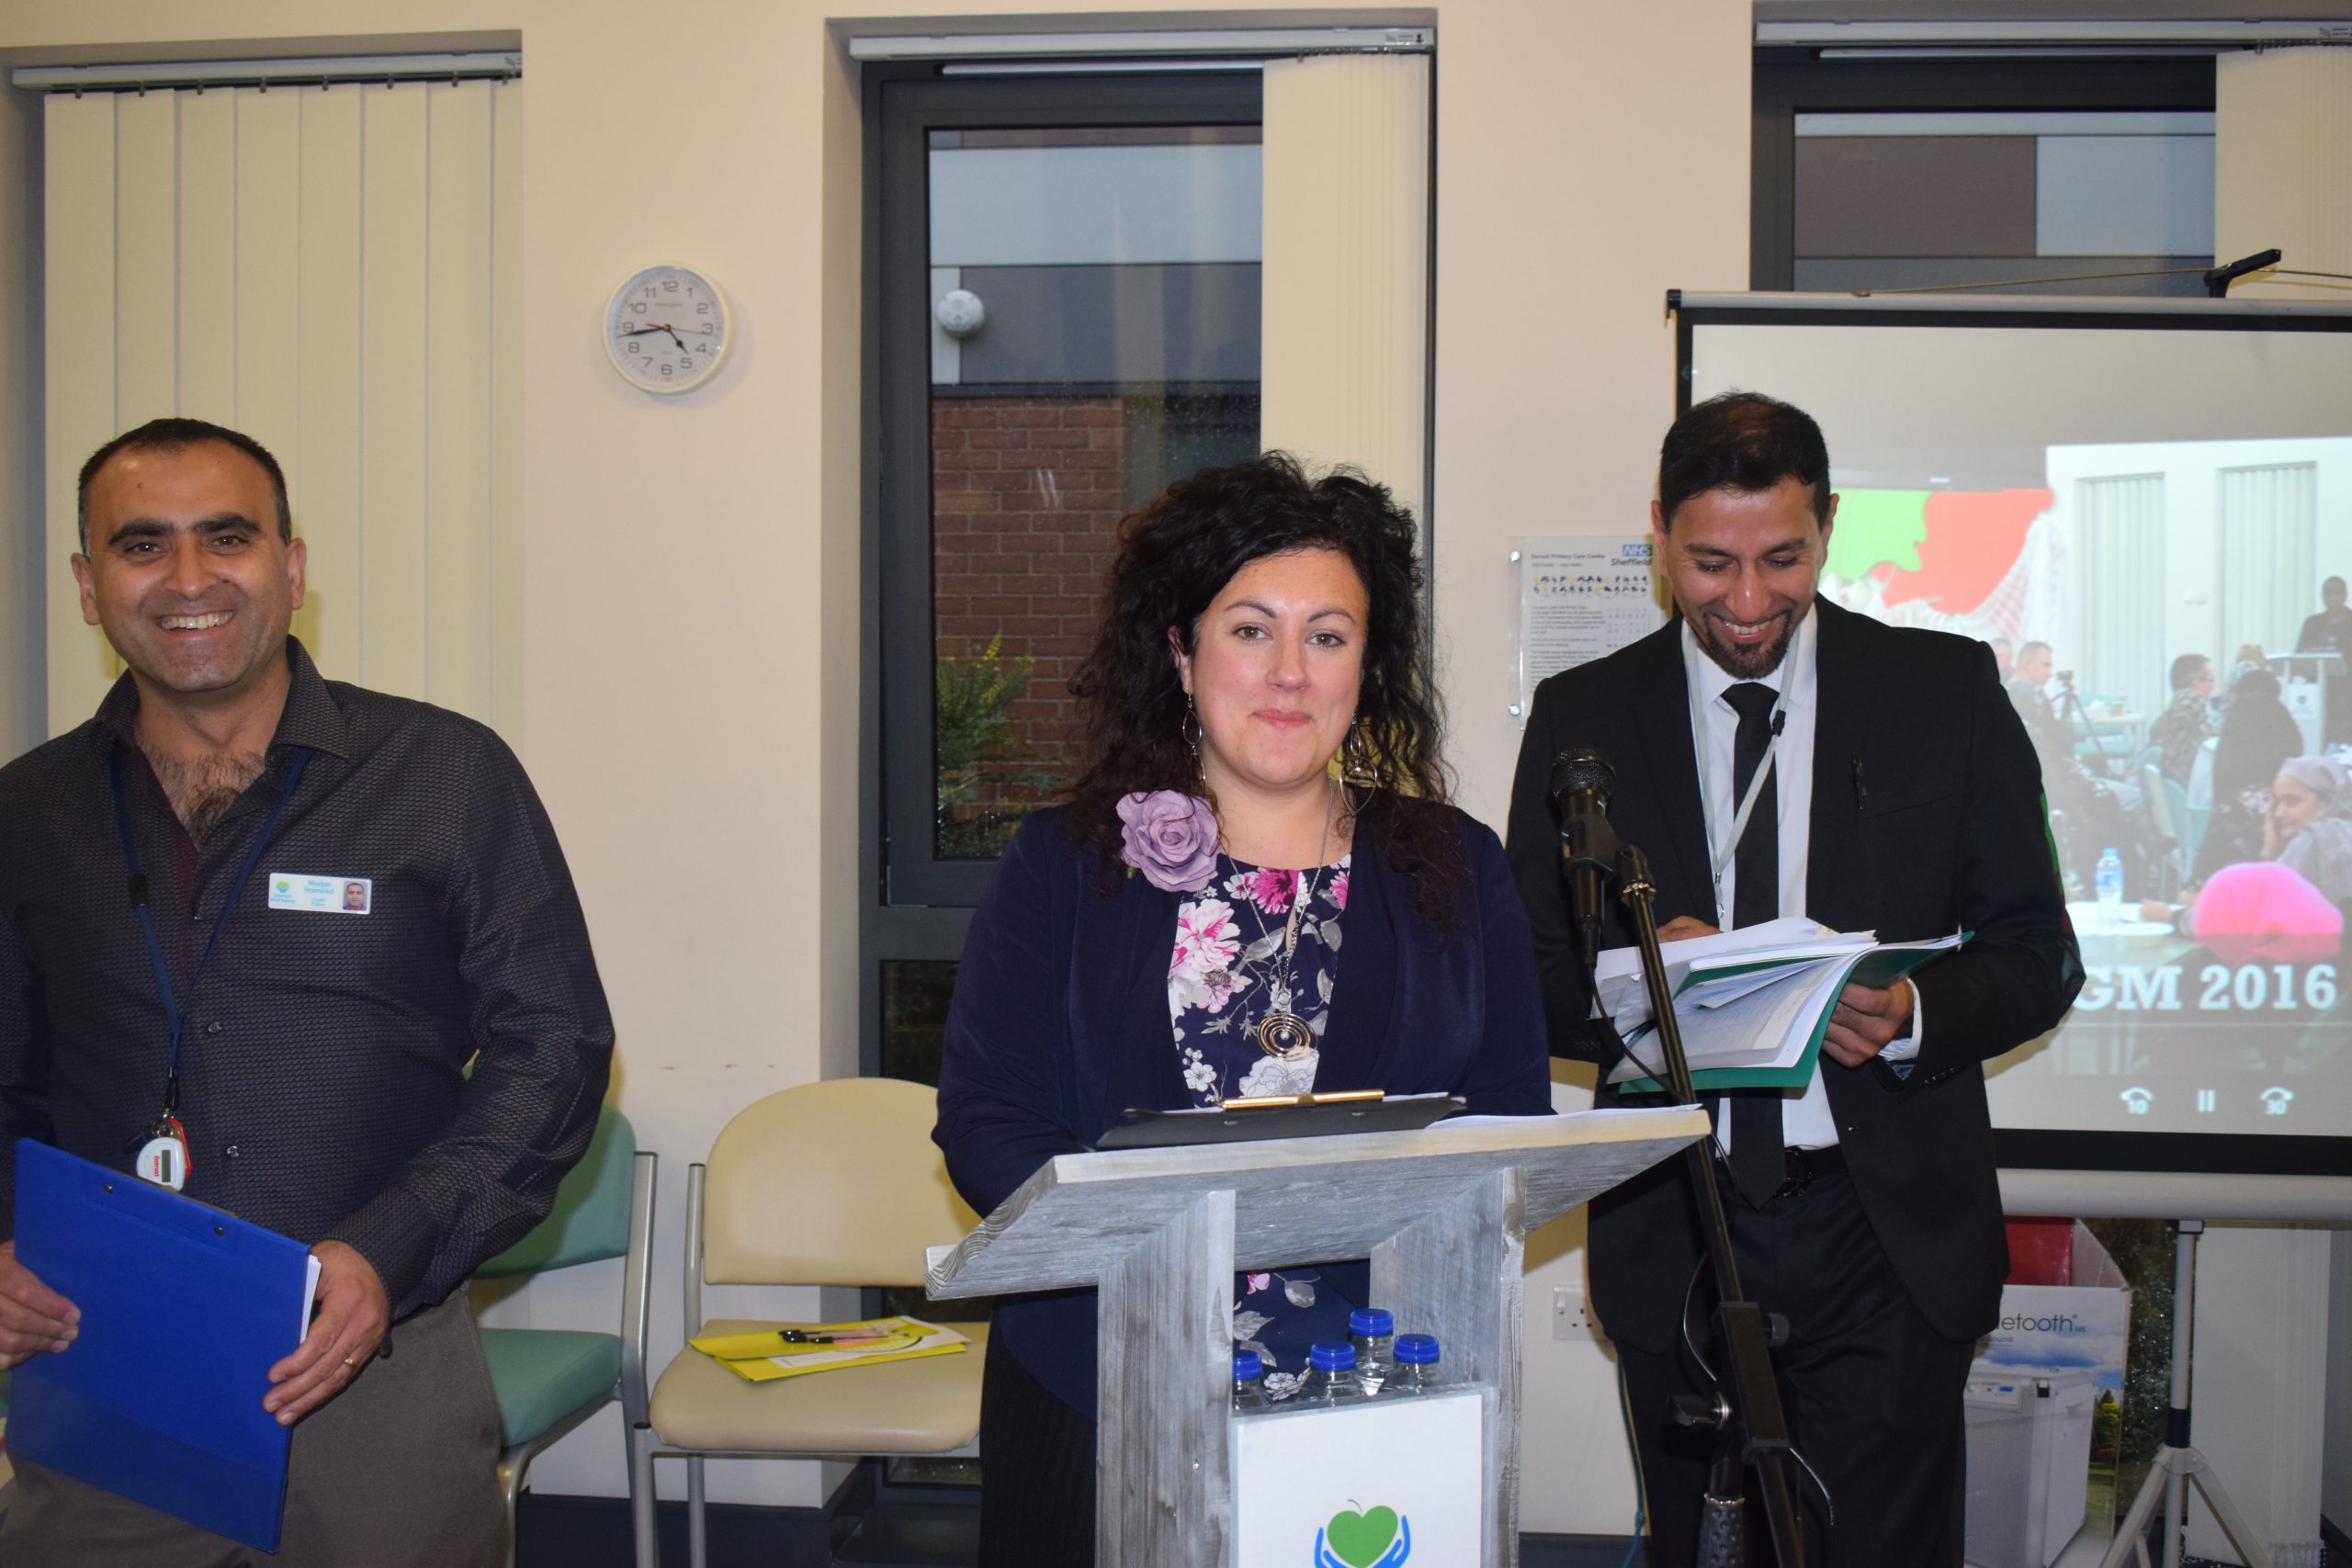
[1232,1388,1487,1567]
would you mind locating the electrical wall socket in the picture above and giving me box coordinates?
[1552,1286,1601,1339]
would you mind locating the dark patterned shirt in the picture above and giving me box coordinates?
[0,639,613,1318]
[2147,686,2219,787]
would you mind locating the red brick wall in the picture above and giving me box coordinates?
[932,395,1130,825]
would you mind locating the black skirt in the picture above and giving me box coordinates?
[978,1329,1098,1567]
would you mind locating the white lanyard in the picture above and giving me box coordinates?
[1702,700,1786,922]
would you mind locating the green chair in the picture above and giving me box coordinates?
[474,1106,656,1568]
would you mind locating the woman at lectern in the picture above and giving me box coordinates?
[933,452,1552,1563]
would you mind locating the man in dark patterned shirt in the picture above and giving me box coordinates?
[2148,651,2220,787]
[0,418,615,1566]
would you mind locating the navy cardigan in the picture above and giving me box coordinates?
[933,796,1555,1416]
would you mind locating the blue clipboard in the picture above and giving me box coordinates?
[9,1139,315,1551]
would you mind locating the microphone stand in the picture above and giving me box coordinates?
[1587,826,1807,1568]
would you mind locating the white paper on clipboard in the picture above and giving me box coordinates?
[1512,536,1668,724]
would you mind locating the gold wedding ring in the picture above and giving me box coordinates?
[341,1354,359,1370]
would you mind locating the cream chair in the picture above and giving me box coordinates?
[633,1078,985,1568]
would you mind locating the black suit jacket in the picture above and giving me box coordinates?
[1504,600,2083,1353]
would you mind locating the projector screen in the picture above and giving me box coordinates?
[1676,293,2352,1203]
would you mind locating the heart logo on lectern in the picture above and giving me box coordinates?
[1318,1502,1407,1568]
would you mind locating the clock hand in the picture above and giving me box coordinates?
[617,325,671,338]
[664,327,690,353]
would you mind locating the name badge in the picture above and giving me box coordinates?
[268,873,372,915]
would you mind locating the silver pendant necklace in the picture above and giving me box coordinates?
[1252,781,1338,1061]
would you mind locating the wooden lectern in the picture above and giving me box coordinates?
[925,1105,1708,1567]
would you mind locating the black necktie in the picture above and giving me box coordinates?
[1723,682,1785,1207]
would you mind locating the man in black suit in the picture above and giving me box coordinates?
[1506,393,2081,1566]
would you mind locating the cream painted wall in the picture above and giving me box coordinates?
[0,84,36,762]
[0,0,1749,1527]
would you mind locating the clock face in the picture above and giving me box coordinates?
[605,265,730,393]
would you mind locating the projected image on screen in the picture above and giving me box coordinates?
[1686,312,2352,1155]
[1815,439,2348,1141]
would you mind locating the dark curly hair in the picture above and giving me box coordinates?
[1064,452,1466,931]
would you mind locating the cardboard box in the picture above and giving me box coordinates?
[1965,1221,2132,1568]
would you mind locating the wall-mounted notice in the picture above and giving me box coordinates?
[1514,536,1668,722]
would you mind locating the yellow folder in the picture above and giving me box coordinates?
[689,1315,969,1384]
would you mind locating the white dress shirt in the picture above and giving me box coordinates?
[1680,607,1920,1153]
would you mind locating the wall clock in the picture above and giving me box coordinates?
[605,264,732,393]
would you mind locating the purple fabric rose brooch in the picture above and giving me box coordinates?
[1116,790,1219,893]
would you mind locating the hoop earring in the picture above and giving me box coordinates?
[1182,693,1204,782]
[1340,718,1381,790]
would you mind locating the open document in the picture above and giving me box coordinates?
[1596,919,1964,1091]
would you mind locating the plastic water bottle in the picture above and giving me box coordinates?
[2095,847,2123,929]
[1232,1348,1270,1413]
[1348,1308,1396,1394]
[1296,1341,1366,1405]
[1385,1334,1443,1396]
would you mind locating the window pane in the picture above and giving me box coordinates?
[1790,112,2214,297]
[880,959,958,1087]
[928,127,1261,860]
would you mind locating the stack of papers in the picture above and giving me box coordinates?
[689,1315,968,1383]
[1596,919,1964,1091]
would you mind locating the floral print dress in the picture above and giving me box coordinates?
[1166,850,1355,1394]
[1169,852,1351,1106]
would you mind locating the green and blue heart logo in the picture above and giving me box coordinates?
[1314,1499,1409,1567]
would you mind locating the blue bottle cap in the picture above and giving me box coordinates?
[1394,1333,1440,1365]
[1307,1341,1358,1371]
[1233,1348,1263,1380]
[1348,1307,1394,1337]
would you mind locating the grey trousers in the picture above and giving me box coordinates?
[0,1292,504,1568]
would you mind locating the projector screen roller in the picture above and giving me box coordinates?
[1676,294,2352,1200]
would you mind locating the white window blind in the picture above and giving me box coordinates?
[42,77,522,738]
[2074,472,2165,714]
[1258,52,1431,517]
[2218,461,2319,656]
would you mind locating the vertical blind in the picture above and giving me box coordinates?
[2074,472,2165,715]
[2217,462,2318,655]
[1258,53,1431,519]
[43,77,523,738]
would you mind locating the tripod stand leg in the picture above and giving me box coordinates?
[2098,1448,2174,1568]
[2178,1449,2278,1568]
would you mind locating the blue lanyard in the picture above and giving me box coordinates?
[107,744,312,1115]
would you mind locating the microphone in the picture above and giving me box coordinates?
[1549,746,1617,973]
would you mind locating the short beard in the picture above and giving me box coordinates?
[1692,611,1800,681]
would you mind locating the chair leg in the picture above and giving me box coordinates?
[686,1453,707,1568]
[629,1427,659,1568]
[498,1449,525,1568]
